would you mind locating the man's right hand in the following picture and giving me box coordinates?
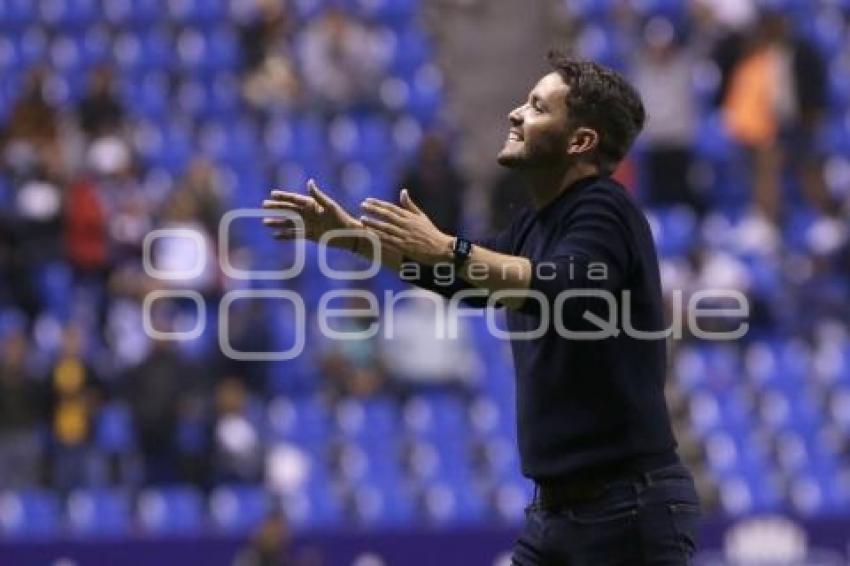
[262,179,362,248]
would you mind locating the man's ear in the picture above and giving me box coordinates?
[567,127,599,156]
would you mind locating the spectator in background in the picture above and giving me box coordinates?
[64,176,110,330]
[0,329,46,490]
[239,0,295,73]
[65,177,108,277]
[399,133,466,234]
[123,317,204,485]
[239,0,300,114]
[2,67,63,177]
[633,16,703,213]
[2,166,64,320]
[77,67,126,140]
[691,0,757,108]
[317,293,386,401]
[212,377,263,483]
[46,323,102,491]
[175,157,227,237]
[232,508,296,566]
[723,9,831,223]
[298,8,384,113]
[154,189,220,297]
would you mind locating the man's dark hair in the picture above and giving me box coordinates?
[547,50,645,173]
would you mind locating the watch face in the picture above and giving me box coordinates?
[454,238,472,263]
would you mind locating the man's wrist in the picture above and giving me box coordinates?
[442,235,456,263]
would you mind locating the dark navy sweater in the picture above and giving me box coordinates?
[406,175,678,481]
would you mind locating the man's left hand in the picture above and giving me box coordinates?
[359,189,454,265]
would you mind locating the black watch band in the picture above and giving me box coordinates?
[452,237,473,266]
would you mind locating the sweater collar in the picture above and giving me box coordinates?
[534,174,603,221]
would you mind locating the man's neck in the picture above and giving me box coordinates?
[522,162,601,210]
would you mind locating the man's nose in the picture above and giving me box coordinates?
[508,105,524,125]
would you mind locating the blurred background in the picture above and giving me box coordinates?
[0,0,849,564]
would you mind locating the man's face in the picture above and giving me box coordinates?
[497,72,572,169]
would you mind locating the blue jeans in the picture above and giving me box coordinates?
[512,464,701,565]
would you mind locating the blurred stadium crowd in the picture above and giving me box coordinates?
[0,0,848,545]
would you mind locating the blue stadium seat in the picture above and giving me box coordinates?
[39,0,99,29]
[127,0,163,27]
[350,0,417,26]
[335,397,399,440]
[108,0,161,29]
[336,159,395,208]
[0,490,61,537]
[175,26,239,75]
[828,69,850,110]
[291,0,327,22]
[137,486,205,534]
[403,394,469,439]
[206,26,241,71]
[264,114,327,162]
[476,435,520,482]
[11,28,48,71]
[328,114,393,161]
[0,0,36,29]
[649,205,699,257]
[420,481,486,525]
[121,71,169,119]
[349,481,416,526]
[135,116,193,173]
[268,395,331,442]
[468,395,515,441]
[404,65,444,125]
[284,485,343,528]
[67,489,132,536]
[788,473,829,515]
[168,0,227,27]
[114,28,174,72]
[387,27,432,75]
[35,262,73,321]
[694,112,735,161]
[95,403,135,454]
[210,485,269,533]
[493,478,534,523]
[198,120,257,168]
[336,437,403,484]
[731,469,783,514]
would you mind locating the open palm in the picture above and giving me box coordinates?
[262,179,361,242]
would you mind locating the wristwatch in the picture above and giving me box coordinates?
[452,236,473,267]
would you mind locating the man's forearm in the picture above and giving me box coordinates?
[333,231,405,272]
[334,231,533,310]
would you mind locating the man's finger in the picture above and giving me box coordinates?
[262,217,297,227]
[361,199,408,223]
[270,190,311,203]
[269,191,323,213]
[400,188,423,215]
[262,200,306,211]
[360,216,407,238]
[307,179,339,211]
